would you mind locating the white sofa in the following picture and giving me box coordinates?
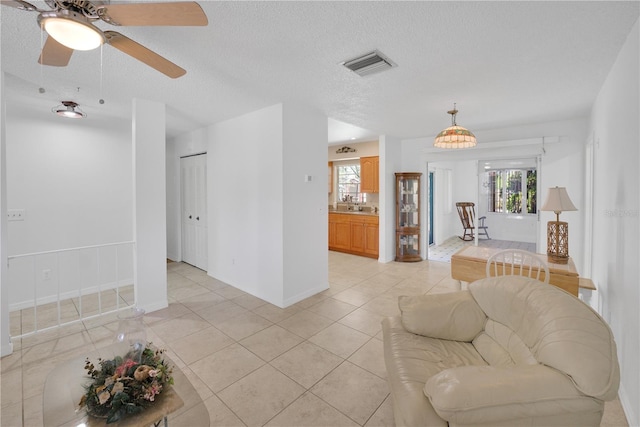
[381,276,620,427]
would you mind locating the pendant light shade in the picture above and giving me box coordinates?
[52,101,86,119]
[434,104,477,149]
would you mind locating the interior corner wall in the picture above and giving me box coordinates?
[588,18,639,426]
[282,103,328,305]
[379,135,402,262]
[207,104,285,306]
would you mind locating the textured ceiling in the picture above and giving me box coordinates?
[2,1,639,143]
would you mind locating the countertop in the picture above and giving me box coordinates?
[329,209,378,216]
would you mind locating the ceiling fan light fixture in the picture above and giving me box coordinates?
[433,104,477,149]
[38,10,104,51]
[52,101,86,119]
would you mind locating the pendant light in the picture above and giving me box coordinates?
[52,101,86,119]
[434,103,477,149]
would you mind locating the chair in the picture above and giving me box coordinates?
[486,249,549,283]
[455,202,490,241]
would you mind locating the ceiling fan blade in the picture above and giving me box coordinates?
[104,31,186,79]
[1,0,42,12]
[38,36,73,67]
[98,2,208,26]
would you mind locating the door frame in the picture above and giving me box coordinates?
[428,171,435,246]
[180,153,207,270]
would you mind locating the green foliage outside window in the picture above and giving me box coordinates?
[487,168,536,215]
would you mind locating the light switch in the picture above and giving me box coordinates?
[7,209,25,221]
[304,175,312,182]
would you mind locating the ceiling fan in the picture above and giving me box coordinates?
[2,0,208,78]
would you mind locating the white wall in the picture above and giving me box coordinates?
[1,72,11,356]
[4,110,134,312]
[282,103,329,304]
[132,98,168,313]
[6,116,132,255]
[589,18,639,426]
[206,105,284,304]
[379,135,402,262]
[194,103,327,307]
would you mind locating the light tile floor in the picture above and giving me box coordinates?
[428,236,536,262]
[0,252,629,426]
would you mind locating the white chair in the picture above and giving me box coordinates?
[486,249,549,283]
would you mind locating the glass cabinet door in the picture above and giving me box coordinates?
[395,173,422,262]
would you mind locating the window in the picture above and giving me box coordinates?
[486,168,537,214]
[337,163,366,203]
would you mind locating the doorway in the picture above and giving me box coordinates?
[428,171,434,246]
[180,154,208,270]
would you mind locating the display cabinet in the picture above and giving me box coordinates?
[395,172,422,262]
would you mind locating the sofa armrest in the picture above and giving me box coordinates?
[424,364,601,424]
[399,291,486,341]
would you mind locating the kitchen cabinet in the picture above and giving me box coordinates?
[329,214,351,250]
[360,156,379,193]
[328,161,333,193]
[395,172,422,262]
[329,212,378,258]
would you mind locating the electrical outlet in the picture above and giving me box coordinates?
[43,269,52,281]
[7,209,25,221]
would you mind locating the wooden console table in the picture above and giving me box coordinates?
[451,246,594,296]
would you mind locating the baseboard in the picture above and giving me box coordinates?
[137,299,168,314]
[282,283,329,308]
[1,341,13,357]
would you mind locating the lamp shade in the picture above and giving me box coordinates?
[433,104,477,149]
[541,186,577,213]
[540,187,578,212]
[434,126,477,148]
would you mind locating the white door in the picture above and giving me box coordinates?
[181,154,208,270]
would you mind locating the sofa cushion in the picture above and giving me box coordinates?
[399,291,486,342]
[473,319,537,366]
[424,364,604,425]
[469,276,620,401]
[382,316,487,427]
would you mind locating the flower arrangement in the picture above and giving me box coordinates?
[78,344,174,424]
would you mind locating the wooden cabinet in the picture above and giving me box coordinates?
[329,212,378,258]
[360,156,379,193]
[328,161,333,193]
[395,172,422,262]
[329,213,351,250]
[363,222,379,256]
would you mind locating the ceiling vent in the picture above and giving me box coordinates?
[342,50,396,77]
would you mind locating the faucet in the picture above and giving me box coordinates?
[343,195,354,210]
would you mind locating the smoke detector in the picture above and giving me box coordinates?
[342,50,397,77]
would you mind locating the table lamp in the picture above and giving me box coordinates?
[541,186,577,264]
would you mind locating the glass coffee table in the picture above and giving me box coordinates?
[43,343,209,427]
